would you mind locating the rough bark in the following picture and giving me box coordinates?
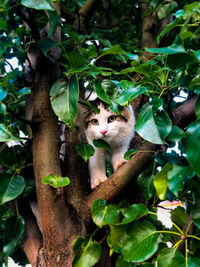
[31,58,80,266]
[140,2,158,60]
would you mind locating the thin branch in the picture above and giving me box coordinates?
[4,59,14,71]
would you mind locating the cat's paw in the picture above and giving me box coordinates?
[91,175,108,189]
[113,158,127,171]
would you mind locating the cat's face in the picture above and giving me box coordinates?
[85,103,133,143]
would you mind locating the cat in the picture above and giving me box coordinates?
[82,92,135,189]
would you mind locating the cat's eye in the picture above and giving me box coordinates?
[91,119,99,125]
[108,115,116,123]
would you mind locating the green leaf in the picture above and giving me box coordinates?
[138,170,155,200]
[72,236,102,267]
[3,216,25,257]
[189,77,200,94]
[118,83,146,106]
[171,207,188,228]
[0,145,26,169]
[37,39,57,56]
[135,103,172,144]
[107,224,127,254]
[50,76,79,127]
[94,82,111,104]
[76,144,95,162]
[21,0,55,10]
[185,120,200,176]
[93,139,112,153]
[188,257,200,267]
[146,45,185,55]
[168,252,185,267]
[157,247,176,267]
[157,1,178,19]
[167,53,196,70]
[0,102,6,114]
[154,164,172,200]
[92,199,120,227]
[124,149,137,160]
[17,87,31,97]
[192,199,200,220]
[63,51,86,74]
[42,175,70,188]
[100,45,125,57]
[184,2,200,12]
[157,18,182,44]
[160,250,200,267]
[121,220,158,263]
[94,80,119,105]
[166,126,185,141]
[0,124,20,142]
[48,11,59,38]
[0,173,26,204]
[195,96,200,119]
[0,89,7,101]
[180,30,195,40]
[167,165,186,197]
[116,255,135,267]
[114,204,148,225]
[0,17,7,30]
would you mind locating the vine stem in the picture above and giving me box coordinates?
[148,211,157,216]
[185,220,193,235]
[173,239,183,249]
[185,238,188,267]
[172,221,184,235]
[15,200,20,217]
[156,230,182,236]
[187,235,200,241]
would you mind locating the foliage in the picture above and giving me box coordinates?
[72,199,200,266]
[0,0,200,266]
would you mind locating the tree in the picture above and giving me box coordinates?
[0,0,200,266]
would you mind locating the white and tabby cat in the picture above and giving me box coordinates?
[81,92,135,189]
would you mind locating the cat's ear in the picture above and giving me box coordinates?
[78,101,99,117]
[121,106,133,121]
[78,101,92,118]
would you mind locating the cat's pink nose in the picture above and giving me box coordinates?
[100,130,107,136]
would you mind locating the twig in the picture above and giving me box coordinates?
[4,59,14,71]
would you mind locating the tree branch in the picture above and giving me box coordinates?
[73,0,99,33]
[139,2,158,60]
[60,3,76,24]
[83,96,197,216]
[22,215,42,267]
[79,0,99,18]
[172,96,197,128]
[86,142,158,212]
